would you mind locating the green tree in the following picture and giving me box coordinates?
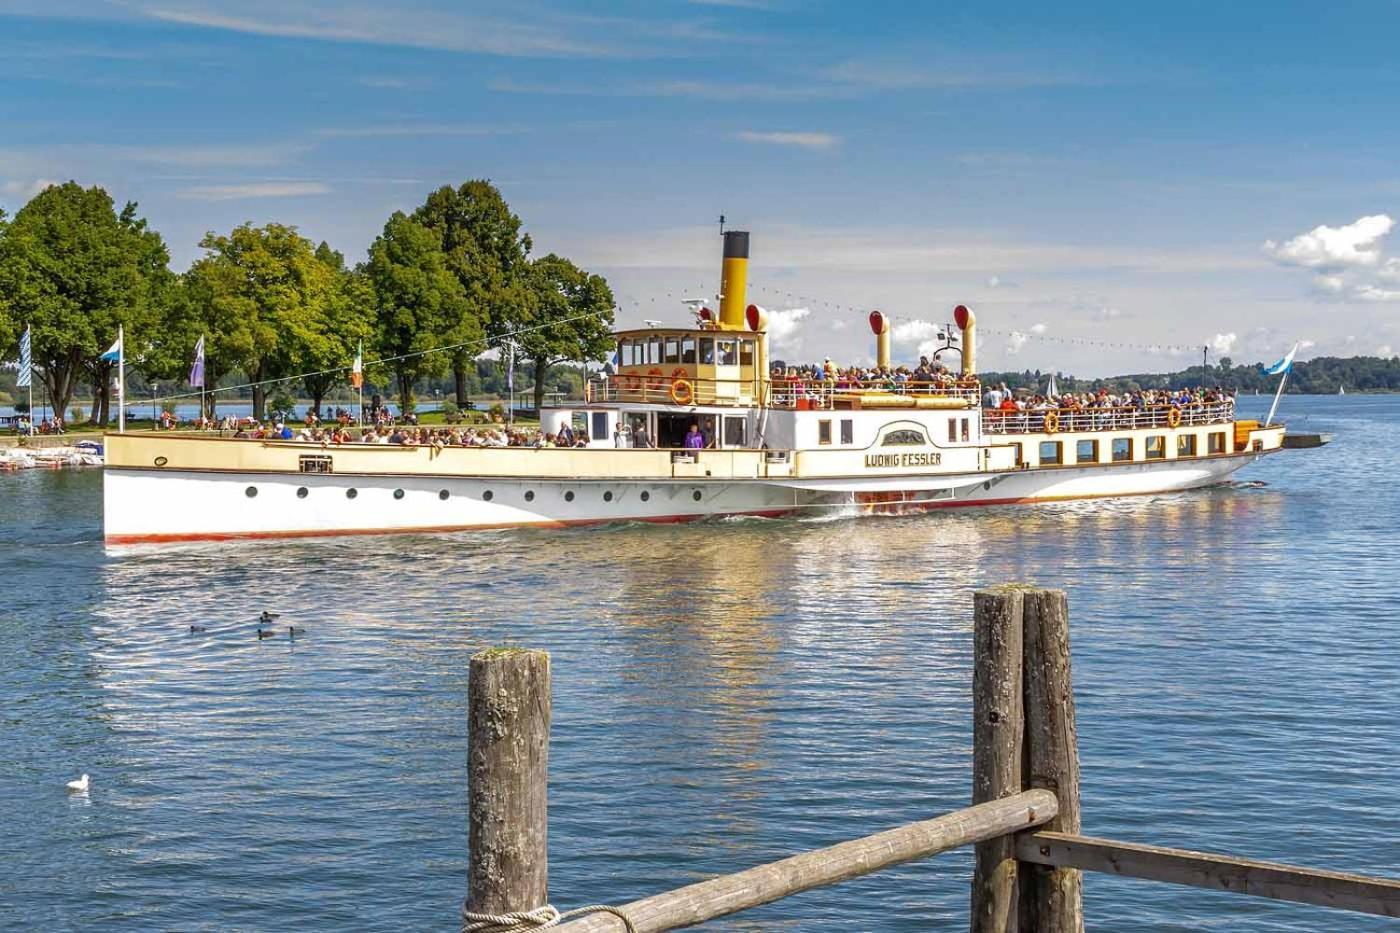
[0,183,172,425]
[299,242,374,417]
[516,253,615,412]
[183,223,335,420]
[412,180,530,409]
[366,212,468,413]
[0,209,15,360]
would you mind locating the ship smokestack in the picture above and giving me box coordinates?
[719,230,749,330]
[869,310,891,370]
[953,304,976,376]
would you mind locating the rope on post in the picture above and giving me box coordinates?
[461,901,637,933]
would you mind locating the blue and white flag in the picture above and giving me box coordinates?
[189,335,205,388]
[1262,343,1298,376]
[605,348,618,375]
[16,326,31,388]
[99,333,123,363]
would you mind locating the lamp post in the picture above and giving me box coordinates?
[151,383,159,428]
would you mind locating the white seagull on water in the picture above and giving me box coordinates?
[66,774,90,793]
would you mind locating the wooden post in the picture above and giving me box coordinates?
[468,647,551,916]
[1020,590,1083,933]
[971,586,1028,932]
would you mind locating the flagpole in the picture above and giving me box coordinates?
[117,324,125,433]
[1265,368,1288,426]
[200,333,206,429]
[26,326,33,437]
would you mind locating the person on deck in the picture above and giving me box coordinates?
[633,422,655,449]
[556,419,575,447]
[684,423,704,450]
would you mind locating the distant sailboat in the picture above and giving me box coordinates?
[1338,385,1346,396]
[1046,372,1058,397]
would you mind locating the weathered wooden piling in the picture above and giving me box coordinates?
[1020,589,1083,933]
[468,647,551,916]
[970,586,1027,933]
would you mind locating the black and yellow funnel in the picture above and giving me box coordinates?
[719,230,749,330]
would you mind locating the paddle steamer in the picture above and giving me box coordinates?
[103,231,1286,544]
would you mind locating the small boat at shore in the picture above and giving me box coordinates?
[101,231,1309,545]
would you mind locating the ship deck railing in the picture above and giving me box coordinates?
[983,401,1236,434]
[582,376,982,410]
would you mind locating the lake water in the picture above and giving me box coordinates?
[2,395,1395,931]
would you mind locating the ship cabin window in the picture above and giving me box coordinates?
[724,416,747,447]
[717,339,738,366]
[1111,438,1133,462]
[1178,434,1197,457]
[1039,441,1063,465]
[648,336,662,365]
[948,419,957,443]
[699,337,715,365]
[1145,435,1167,460]
[664,337,680,364]
[299,454,334,474]
[1209,432,1226,454]
[591,412,608,441]
[961,418,971,442]
[882,429,926,446]
[740,340,754,366]
[840,419,854,445]
[1076,439,1098,464]
[818,419,832,445]
[619,340,633,366]
[681,336,696,364]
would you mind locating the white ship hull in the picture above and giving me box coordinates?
[103,452,1263,545]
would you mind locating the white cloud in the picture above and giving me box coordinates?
[1354,284,1400,302]
[176,181,331,200]
[1030,322,1048,335]
[316,123,522,138]
[764,306,811,352]
[891,318,951,358]
[1094,306,1122,320]
[735,130,839,149]
[1212,332,1237,354]
[1378,345,1395,358]
[1264,214,1393,269]
[987,275,1001,288]
[1,178,58,200]
[1006,331,1030,354]
[1314,274,1346,293]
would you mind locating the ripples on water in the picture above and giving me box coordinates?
[2,397,1397,931]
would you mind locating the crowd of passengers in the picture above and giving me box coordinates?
[771,356,974,391]
[980,384,1235,412]
[233,421,592,448]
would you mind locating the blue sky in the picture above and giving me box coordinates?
[3,0,1399,375]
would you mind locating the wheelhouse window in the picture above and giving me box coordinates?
[1145,435,1166,459]
[1112,438,1133,462]
[681,336,696,364]
[647,336,662,365]
[620,340,633,367]
[1209,431,1226,454]
[699,337,715,365]
[818,419,833,445]
[739,340,754,367]
[1076,439,1098,464]
[1178,434,1197,457]
[663,337,680,364]
[1039,441,1062,465]
[717,339,737,366]
[840,419,854,445]
[882,429,926,446]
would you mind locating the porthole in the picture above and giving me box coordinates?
[393,488,405,500]
[346,488,358,499]
[693,490,702,502]
[983,481,992,491]
[483,490,493,502]
[565,491,575,502]
[640,491,650,502]
[524,490,535,502]
[154,456,168,467]
[603,491,614,502]
[245,486,258,498]
[296,487,308,499]
[439,489,450,501]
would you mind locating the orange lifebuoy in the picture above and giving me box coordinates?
[1043,411,1060,434]
[672,367,688,379]
[1166,406,1182,428]
[670,379,694,406]
[646,367,665,391]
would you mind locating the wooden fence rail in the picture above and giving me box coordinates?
[464,588,1400,931]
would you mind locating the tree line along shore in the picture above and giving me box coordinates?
[0,179,614,428]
